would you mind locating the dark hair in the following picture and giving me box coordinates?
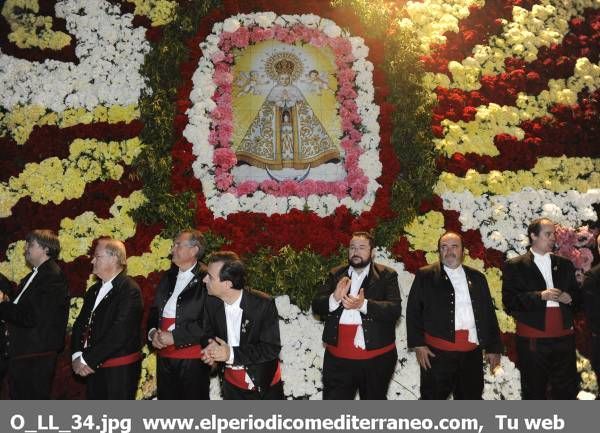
[207,251,245,290]
[527,218,553,243]
[179,229,206,260]
[351,231,375,250]
[437,231,464,251]
[26,229,60,259]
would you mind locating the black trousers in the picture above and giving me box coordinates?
[322,348,397,400]
[419,347,483,400]
[516,335,579,399]
[157,356,210,400]
[222,379,284,400]
[8,353,57,399]
[86,360,141,400]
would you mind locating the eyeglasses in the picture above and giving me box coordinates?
[92,254,112,259]
[172,242,195,249]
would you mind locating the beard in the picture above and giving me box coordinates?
[349,255,371,269]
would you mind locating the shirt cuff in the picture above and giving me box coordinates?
[72,351,87,365]
[359,299,368,314]
[226,345,235,365]
[329,293,341,312]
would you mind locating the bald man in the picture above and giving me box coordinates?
[407,231,502,399]
[71,238,143,399]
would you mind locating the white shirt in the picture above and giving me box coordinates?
[532,250,559,307]
[162,264,196,329]
[444,265,479,344]
[223,291,254,389]
[13,267,38,304]
[328,266,369,349]
[72,274,118,364]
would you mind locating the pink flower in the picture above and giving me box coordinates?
[213,71,233,86]
[213,148,237,170]
[331,181,349,199]
[211,51,226,63]
[260,179,279,194]
[230,27,250,48]
[215,172,234,191]
[297,180,319,197]
[277,180,299,196]
[235,181,259,196]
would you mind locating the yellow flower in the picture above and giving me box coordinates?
[405,211,445,253]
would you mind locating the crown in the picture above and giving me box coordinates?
[274,59,295,75]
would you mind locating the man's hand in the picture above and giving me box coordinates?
[414,346,436,370]
[342,288,365,310]
[203,337,230,363]
[157,330,174,346]
[151,329,168,349]
[72,357,95,377]
[557,291,572,304]
[486,353,501,372]
[540,288,562,301]
[333,277,351,302]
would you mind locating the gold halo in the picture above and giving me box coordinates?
[264,51,304,83]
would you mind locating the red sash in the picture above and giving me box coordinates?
[158,318,204,359]
[425,330,478,352]
[326,324,396,360]
[224,361,282,390]
[516,307,574,338]
[101,352,142,368]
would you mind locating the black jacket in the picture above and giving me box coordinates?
[147,262,208,348]
[406,262,503,353]
[0,259,69,357]
[502,251,580,331]
[71,272,143,369]
[202,289,281,395]
[583,263,600,334]
[312,263,402,350]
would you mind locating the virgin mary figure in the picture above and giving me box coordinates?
[235,54,340,170]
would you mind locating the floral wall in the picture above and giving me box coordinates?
[0,0,598,399]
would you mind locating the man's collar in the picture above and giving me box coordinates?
[348,264,370,277]
[178,262,197,275]
[531,248,551,259]
[443,264,464,275]
[224,290,243,308]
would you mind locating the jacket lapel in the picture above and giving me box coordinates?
[550,254,560,288]
[526,250,549,289]
[91,272,124,314]
[435,262,454,294]
[239,290,249,345]
[215,300,227,342]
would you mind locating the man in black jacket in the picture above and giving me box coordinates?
[201,251,282,400]
[502,217,580,399]
[0,230,69,399]
[582,233,600,398]
[312,232,401,400]
[407,231,502,399]
[71,238,143,399]
[147,229,210,399]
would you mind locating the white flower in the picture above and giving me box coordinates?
[222,17,241,33]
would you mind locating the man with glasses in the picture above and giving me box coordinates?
[312,232,402,399]
[0,230,68,399]
[71,238,143,399]
[147,229,210,399]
